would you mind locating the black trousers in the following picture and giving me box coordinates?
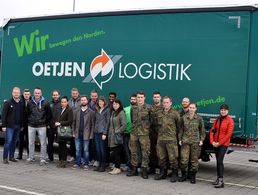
[70,137,76,158]
[47,128,57,161]
[18,127,29,158]
[59,140,68,161]
[215,146,228,178]
[89,138,96,162]
[110,145,122,168]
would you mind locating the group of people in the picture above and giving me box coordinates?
[1,87,234,188]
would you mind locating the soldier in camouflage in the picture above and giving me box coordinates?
[154,96,180,182]
[178,97,191,178]
[127,91,151,179]
[178,102,206,184]
[149,92,163,174]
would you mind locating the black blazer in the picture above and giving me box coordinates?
[59,106,73,127]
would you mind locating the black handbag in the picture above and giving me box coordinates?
[57,126,72,138]
[114,132,123,145]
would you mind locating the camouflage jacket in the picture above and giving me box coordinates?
[131,103,151,136]
[157,108,180,142]
[178,109,189,118]
[150,104,163,132]
[179,113,206,144]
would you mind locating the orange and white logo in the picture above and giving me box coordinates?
[90,49,114,90]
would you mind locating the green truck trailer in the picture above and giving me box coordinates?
[0,6,258,148]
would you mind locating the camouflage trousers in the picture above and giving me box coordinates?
[157,141,178,169]
[130,134,150,168]
[180,143,201,172]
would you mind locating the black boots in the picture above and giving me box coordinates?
[178,171,187,182]
[141,167,148,179]
[98,163,106,172]
[126,166,138,177]
[214,178,224,188]
[154,168,167,180]
[212,178,219,185]
[170,169,178,183]
[190,171,197,184]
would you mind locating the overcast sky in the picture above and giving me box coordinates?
[1,0,258,27]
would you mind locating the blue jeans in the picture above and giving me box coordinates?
[75,134,90,166]
[94,133,106,165]
[3,125,20,160]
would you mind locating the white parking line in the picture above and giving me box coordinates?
[0,185,46,195]
[197,178,258,189]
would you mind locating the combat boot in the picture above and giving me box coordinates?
[190,171,197,184]
[214,178,224,188]
[154,168,167,180]
[141,167,149,179]
[126,166,138,177]
[170,169,178,183]
[178,171,187,182]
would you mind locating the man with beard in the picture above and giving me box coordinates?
[72,95,95,170]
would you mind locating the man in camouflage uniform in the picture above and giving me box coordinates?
[149,92,163,174]
[178,97,191,178]
[127,91,151,179]
[178,103,206,184]
[154,96,180,182]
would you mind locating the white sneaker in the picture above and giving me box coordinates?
[68,157,74,163]
[27,158,35,163]
[83,165,89,171]
[93,161,99,167]
[39,159,47,166]
[89,160,94,166]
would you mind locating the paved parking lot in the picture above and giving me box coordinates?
[0,147,258,195]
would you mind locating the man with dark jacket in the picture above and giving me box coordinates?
[17,89,31,160]
[2,87,25,164]
[27,87,52,166]
[88,89,98,165]
[47,90,61,162]
[72,95,95,170]
[68,88,81,162]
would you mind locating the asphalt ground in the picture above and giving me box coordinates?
[0,147,258,195]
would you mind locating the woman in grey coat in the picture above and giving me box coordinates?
[94,96,110,172]
[108,99,126,175]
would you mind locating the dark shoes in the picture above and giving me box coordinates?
[98,166,106,172]
[212,178,219,185]
[126,166,138,177]
[9,158,18,162]
[141,167,148,179]
[190,171,197,184]
[3,159,9,164]
[94,166,100,171]
[170,169,178,183]
[148,167,156,175]
[178,171,187,182]
[214,178,224,188]
[154,168,167,180]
